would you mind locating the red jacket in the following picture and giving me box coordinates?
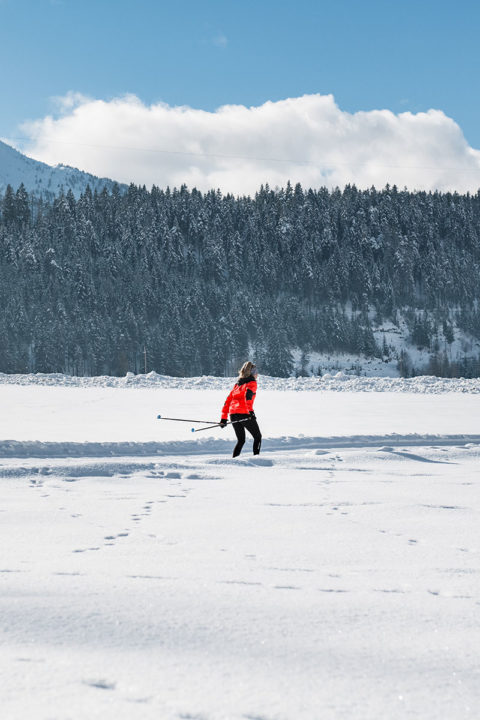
[221,376,257,419]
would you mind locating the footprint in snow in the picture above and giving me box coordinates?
[72,547,100,553]
[82,678,116,691]
[126,696,152,704]
[274,585,300,590]
[127,574,172,580]
[248,457,274,467]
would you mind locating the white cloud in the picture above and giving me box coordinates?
[18,93,480,195]
[50,91,92,113]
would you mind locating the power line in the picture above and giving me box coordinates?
[3,135,480,174]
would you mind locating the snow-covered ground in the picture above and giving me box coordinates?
[1,377,480,719]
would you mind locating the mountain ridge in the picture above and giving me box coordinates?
[0,140,126,199]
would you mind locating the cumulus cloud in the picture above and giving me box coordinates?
[18,93,480,195]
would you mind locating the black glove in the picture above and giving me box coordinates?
[219,419,228,428]
[249,411,256,419]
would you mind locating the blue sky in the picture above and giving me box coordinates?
[1,0,479,145]
[1,0,480,194]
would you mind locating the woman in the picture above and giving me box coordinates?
[220,361,262,457]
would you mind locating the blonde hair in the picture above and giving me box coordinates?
[238,361,256,379]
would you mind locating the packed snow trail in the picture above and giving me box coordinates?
[1,433,480,460]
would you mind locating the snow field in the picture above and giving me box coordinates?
[1,381,480,719]
[2,385,480,444]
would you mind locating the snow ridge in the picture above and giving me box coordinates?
[1,434,479,460]
[0,140,125,198]
[1,371,480,393]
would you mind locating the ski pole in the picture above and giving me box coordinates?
[191,418,251,433]
[157,415,218,424]
[191,423,222,433]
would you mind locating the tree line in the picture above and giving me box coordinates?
[1,181,480,377]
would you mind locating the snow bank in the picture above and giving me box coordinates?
[1,434,479,460]
[1,371,480,393]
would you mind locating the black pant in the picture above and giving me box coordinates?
[230,414,262,457]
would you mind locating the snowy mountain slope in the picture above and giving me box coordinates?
[292,310,480,378]
[0,140,125,198]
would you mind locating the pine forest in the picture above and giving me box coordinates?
[1,181,480,377]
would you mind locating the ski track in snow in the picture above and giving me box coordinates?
[1,383,480,719]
